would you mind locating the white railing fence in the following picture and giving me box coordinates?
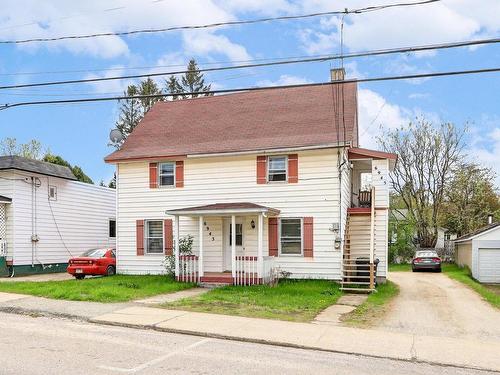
[177,255,199,283]
[234,255,276,286]
[0,240,7,257]
[234,256,258,286]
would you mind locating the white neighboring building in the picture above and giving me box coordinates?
[455,223,500,283]
[0,156,116,276]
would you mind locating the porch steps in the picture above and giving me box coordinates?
[341,213,375,294]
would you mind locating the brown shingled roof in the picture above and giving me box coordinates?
[105,83,358,163]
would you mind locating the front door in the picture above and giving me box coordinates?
[223,218,243,271]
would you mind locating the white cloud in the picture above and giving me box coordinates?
[182,30,251,61]
[256,74,312,86]
[357,88,410,149]
[408,93,430,100]
[0,0,234,58]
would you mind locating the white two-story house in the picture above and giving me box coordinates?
[105,71,396,291]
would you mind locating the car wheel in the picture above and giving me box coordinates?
[436,267,442,273]
[106,265,116,276]
[412,267,417,272]
[75,274,85,280]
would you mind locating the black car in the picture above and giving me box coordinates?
[412,250,441,272]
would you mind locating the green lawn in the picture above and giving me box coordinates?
[0,275,195,303]
[341,281,400,328]
[165,279,342,322]
[442,264,500,309]
[388,263,411,272]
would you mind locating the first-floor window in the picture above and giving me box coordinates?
[146,220,163,254]
[280,218,302,255]
[229,223,243,246]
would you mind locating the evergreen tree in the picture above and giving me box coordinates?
[166,59,212,99]
[114,85,143,147]
[138,77,163,113]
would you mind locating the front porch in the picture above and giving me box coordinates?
[166,203,279,286]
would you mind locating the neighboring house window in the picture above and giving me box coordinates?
[360,172,372,191]
[229,223,243,246]
[444,233,451,241]
[48,185,57,200]
[109,219,116,238]
[280,218,302,255]
[158,162,175,187]
[145,220,163,254]
[268,156,287,182]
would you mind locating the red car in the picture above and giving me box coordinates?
[67,248,116,279]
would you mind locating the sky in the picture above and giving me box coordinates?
[0,0,499,185]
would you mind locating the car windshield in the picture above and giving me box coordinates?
[80,248,107,258]
[416,251,437,258]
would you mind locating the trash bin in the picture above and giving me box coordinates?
[356,257,379,284]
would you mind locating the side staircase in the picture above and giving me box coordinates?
[341,188,376,293]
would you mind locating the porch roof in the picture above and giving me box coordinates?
[165,202,280,216]
[0,195,12,204]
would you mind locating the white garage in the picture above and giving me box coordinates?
[455,223,500,284]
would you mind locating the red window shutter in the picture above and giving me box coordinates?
[149,163,158,188]
[288,154,298,183]
[175,160,184,188]
[136,220,145,256]
[303,217,314,258]
[164,219,173,255]
[268,217,278,256]
[256,156,267,184]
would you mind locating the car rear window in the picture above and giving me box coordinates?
[80,248,108,258]
[416,251,438,258]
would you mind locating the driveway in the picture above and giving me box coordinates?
[0,272,74,282]
[378,272,500,341]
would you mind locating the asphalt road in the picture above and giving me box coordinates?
[380,272,500,340]
[0,312,495,375]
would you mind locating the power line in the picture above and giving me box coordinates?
[1,66,498,111]
[0,0,440,45]
[0,37,497,91]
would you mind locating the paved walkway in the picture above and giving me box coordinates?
[0,291,499,372]
[313,294,367,325]
[134,287,209,305]
[0,273,75,282]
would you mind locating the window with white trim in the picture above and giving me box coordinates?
[145,220,163,254]
[280,218,302,255]
[229,223,243,246]
[158,162,175,187]
[268,155,287,182]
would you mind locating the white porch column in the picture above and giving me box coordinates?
[231,215,236,278]
[174,215,180,278]
[257,213,264,278]
[198,216,204,277]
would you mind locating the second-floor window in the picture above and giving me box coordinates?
[268,156,287,182]
[159,162,175,187]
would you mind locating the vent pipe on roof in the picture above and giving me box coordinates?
[330,68,345,82]
[488,214,493,225]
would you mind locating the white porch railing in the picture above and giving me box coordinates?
[0,240,7,257]
[177,255,199,283]
[234,255,276,286]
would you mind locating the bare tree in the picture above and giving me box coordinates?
[379,119,464,247]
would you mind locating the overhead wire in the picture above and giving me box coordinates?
[0,0,440,45]
[0,37,498,91]
[1,67,499,111]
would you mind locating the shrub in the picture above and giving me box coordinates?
[163,234,194,277]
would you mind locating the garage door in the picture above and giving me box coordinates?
[478,248,500,283]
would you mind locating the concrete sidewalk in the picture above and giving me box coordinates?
[0,291,499,372]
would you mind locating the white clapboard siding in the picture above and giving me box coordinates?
[117,148,343,279]
[374,209,388,277]
[9,170,116,266]
[0,171,15,258]
[372,159,389,209]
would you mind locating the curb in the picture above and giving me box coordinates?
[1,306,498,373]
[87,318,500,374]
